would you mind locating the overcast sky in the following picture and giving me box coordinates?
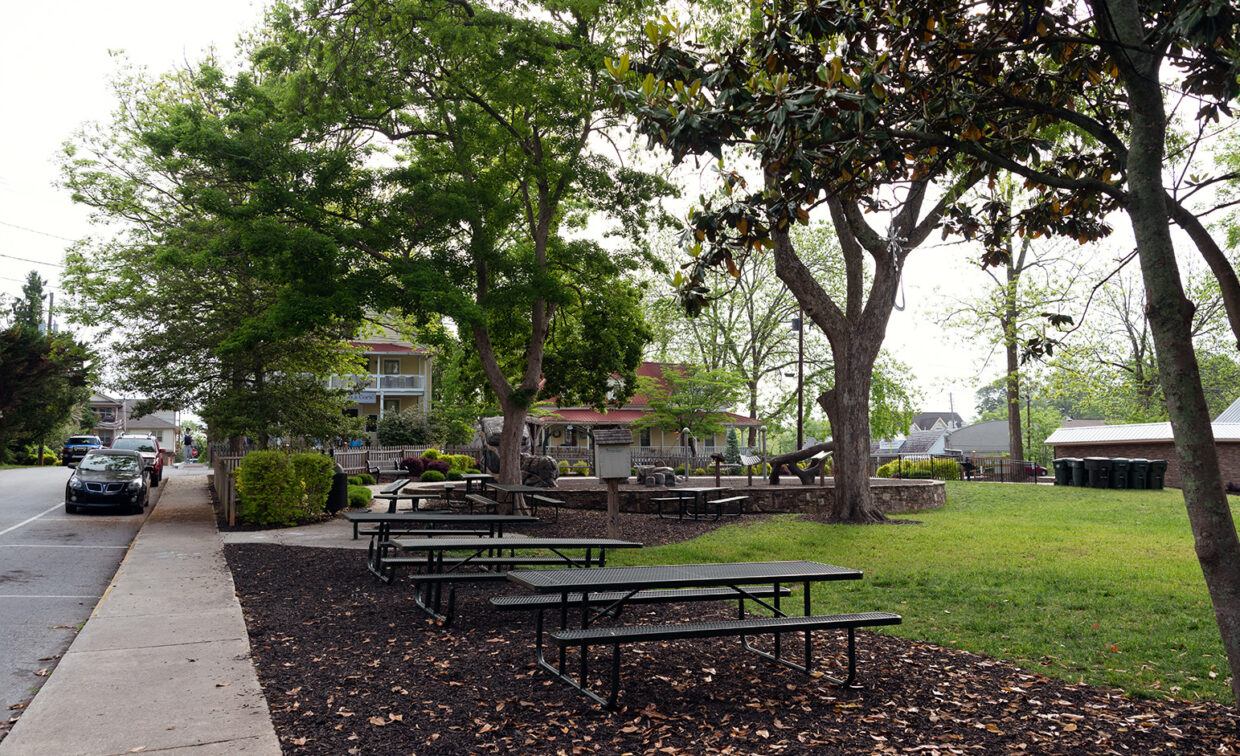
[0,0,999,423]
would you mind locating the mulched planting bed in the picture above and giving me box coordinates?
[226,518,1239,755]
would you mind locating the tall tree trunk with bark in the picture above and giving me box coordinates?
[1097,0,1240,702]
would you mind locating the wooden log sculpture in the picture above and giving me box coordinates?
[767,441,834,485]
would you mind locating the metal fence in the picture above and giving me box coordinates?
[870,453,1046,483]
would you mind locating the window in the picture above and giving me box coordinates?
[382,358,401,375]
[343,408,359,418]
[366,415,378,432]
[640,427,651,447]
[383,398,401,415]
[564,426,577,447]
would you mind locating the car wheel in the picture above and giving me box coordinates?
[65,503,76,514]
[151,473,160,488]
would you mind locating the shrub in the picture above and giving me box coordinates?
[290,452,334,516]
[347,475,362,486]
[746,463,771,476]
[674,464,686,475]
[572,460,590,475]
[420,470,446,482]
[422,448,441,460]
[875,458,960,481]
[424,458,450,475]
[17,445,58,466]
[346,484,372,509]
[693,467,707,476]
[234,451,296,527]
[375,409,435,446]
[451,454,475,471]
[357,473,375,485]
[558,460,570,474]
[466,468,482,475]
[729,465,743,475]
[446,470,463,481]
[399,457,425,476]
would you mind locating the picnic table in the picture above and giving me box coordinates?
[651,486,746,521]
[342,511,539,582]
[376,488,444,514]
[458,473,495,495]
[390,536,642,623]
[505,560,901,708]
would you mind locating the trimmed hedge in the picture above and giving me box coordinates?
[347,484,372,509]
[875,458,961,481]
[420,470,446,482]
[234,450,334,527]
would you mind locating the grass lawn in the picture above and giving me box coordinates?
[612,481,1239,704]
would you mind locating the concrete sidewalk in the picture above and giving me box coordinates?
[0,475,280,755]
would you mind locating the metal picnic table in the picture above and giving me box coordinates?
[506,560,900,707]
[651,486,736,520]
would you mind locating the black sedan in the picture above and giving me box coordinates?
[65,450,150,514]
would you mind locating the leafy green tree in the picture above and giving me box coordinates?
[0,278,93,462]
[633,365,744,454]
[60,62,368,449]
[375,409,436,447]
[161,0,675,484]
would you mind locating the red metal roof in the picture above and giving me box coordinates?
[542,408,761,426]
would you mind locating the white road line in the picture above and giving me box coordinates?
[0,594,99,599]
[0,543,130,548]
[0,503,63,538]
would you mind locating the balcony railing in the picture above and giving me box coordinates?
[322,374,426,392]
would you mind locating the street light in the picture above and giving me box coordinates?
[790,309,804,451]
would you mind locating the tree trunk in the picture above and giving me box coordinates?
[1104,0,1240,701]
[819,353,883,522]
[1004,317,1025,480]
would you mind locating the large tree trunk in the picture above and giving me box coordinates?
[496,401,528,487]
[819,352,883,522]
[1102,0,1240,701]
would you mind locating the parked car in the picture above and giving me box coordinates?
[1024,462,1048,476]
[61,435,103,467]
[109,434,164,486]
[65,450,149,514]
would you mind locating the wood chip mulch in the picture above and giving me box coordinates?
[224,511,1238,755]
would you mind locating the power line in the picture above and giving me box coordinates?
[0,252,65,268]
[0,219,78,243]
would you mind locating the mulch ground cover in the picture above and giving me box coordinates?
[225,510,1239,755]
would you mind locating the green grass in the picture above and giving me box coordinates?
[610,482,1239,703]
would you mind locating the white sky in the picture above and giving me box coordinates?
[0,0,1005,423]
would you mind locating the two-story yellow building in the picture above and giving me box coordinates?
[325,337,433,433]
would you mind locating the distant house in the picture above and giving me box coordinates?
[540,361,762,453]
[87,392,180,449]
[322,331,433,434]
[1215,396,1240,423]
[945,420,1010,456]
[870,428,950,459]
[1044,421,1240,489]
[909,412,964,433]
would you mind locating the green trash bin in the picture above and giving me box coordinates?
[1131,458,1150,490]
[1068,458,1086,487]
[1052,458,1071,486]
[1149,460,1167,489]
[1110,458,1130,489]
[1084,457,1111,488]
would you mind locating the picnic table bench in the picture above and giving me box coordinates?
[390,536,643,623]
[652,487,746,521]
[506,560,901,708]
[342,512,539,582]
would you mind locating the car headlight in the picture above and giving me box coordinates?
[68,477,84,491]
[127,479,144,491]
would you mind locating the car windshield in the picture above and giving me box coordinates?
[67,437,98,445]
[79,454,141,473]
[112,438,156,453]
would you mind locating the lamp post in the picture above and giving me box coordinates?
[790,308,804,451]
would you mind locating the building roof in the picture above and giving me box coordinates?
[543,407,762,427]
[1216,396,1240,423]
[349,341,430,355]
[946,420,1009,453]
[1045,422,1240,445]
[911,411,964,430]
[901,428,949,454]
[122,400,179,430]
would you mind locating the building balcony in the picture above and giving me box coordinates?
[324,374,426,394]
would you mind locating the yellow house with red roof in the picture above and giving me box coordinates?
[539,361,762,453]
[325,336,432,433]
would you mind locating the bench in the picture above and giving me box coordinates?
[491,585,792,614]
[528,494,562,523]
[465,493,501,513]
[548,611,902,708]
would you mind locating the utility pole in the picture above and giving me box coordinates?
[796,306,804,451]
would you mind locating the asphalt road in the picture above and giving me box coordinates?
[0,464,176,720]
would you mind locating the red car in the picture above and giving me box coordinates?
[110,435,164,487]
[1024,462,1048,476]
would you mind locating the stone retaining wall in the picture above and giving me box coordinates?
[544,479,945,517]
